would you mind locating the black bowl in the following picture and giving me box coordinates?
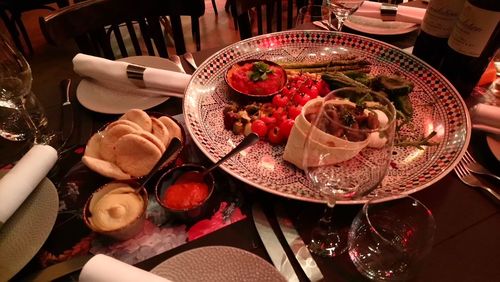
[155,164,216,222]
[225,59,287,101]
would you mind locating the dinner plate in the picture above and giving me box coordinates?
[486,134,500,161]
[345,15,419,35]
[76,56,182,114]
[0,170,58,281]
[150,246,286,281]
[183,30,470,204]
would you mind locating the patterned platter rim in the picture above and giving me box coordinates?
[183,30,471,205]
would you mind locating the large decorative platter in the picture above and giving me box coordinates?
[183,30,470,204]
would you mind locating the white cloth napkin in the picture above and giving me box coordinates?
[79,254,171,282]
[469,104,500,135]
[0,145,57,227]
[353,1,426,24]
[73,53,191,98]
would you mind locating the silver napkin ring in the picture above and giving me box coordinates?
[126,64,146,88]
[380,3,398,21]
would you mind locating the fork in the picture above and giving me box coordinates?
[183,52,198,70]
[454,162,500,201]
[169,55,186,73]
[462,151,500,181]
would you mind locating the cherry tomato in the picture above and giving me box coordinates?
[272,94,289,108]
[293,93,311,106]
[267,126,284,145]
[272,107,287,125]
[279,119,294,139]
[288,105,302,120]
[318,80,330,97]
[287,87,298,97]
[308,85,319,98]
[281,87,291,97]
[251,120,268,138]
[260,115,277,129]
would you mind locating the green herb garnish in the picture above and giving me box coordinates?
[250,62,273,82]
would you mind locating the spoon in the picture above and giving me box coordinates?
[133,137,182,192]
[177,133,259,183]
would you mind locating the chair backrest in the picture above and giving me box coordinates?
[39,0,204,59]
[234,0,307,40]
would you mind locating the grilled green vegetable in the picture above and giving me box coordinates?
[371,75,414,96]
[321,72,370,90]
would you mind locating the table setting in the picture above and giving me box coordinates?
[1,0,499,281]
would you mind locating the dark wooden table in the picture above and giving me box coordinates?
[10,24,500,282]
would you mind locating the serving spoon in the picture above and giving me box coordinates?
[132,137,182,192]
[176,133,259,183]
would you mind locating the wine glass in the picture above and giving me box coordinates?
[302,87,397,257]
[326,0,365,31]
[0,35,52,145]
[348,195,436,280]
[296,5,334,29]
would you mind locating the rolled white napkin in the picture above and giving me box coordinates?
[73,53,191,98]
[0,145,57,227]
[353,1,425,24]
[79,254,171,282]
[469,104,500,135]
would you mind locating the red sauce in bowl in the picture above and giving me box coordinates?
[163,182,209,210]
[227,61,286,96]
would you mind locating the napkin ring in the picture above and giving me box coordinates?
[380,3,397,21]
[126,64,146,88]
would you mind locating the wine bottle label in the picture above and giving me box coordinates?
[448,2,500,57]
[421,0,466,38]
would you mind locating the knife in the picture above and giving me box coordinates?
[25,254,93,281]
[252,203,299,282]
[60,78,74,149]
[275,205,324,282]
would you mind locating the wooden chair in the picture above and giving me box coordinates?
[39,0,205,59]
[0,0,69,55]
[233,0,308,40]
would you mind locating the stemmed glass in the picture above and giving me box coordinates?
[0,35,52,145]
[302,87,397,257]
[348,195,436,280]
[326,0,365,31]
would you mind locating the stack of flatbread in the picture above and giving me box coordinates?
[83,109,183,179]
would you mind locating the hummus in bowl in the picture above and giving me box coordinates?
[83,182,148,240]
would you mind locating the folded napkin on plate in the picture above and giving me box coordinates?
[353,1,425,24]
[73,53,191,98]
[469,104,500,135]
[79,254,171,282]
[0,145,57,228]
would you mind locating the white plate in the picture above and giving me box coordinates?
[76,56,182,114]
[0,170,58,281]
[345,15,418,35]
[150,246,286,281]
[486,134,500,161]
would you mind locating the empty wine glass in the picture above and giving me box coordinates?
[0,35,51,144]
[296,5,334,29]
[348,195,436,281]
[326,0,365,31]
[302,87,397,257]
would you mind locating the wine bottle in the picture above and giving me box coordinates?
[412,0,466,68]
[439,0,500,98]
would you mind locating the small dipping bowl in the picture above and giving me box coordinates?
[225,59,287,101]
[83,181,148,241]
[155,164,215,222]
